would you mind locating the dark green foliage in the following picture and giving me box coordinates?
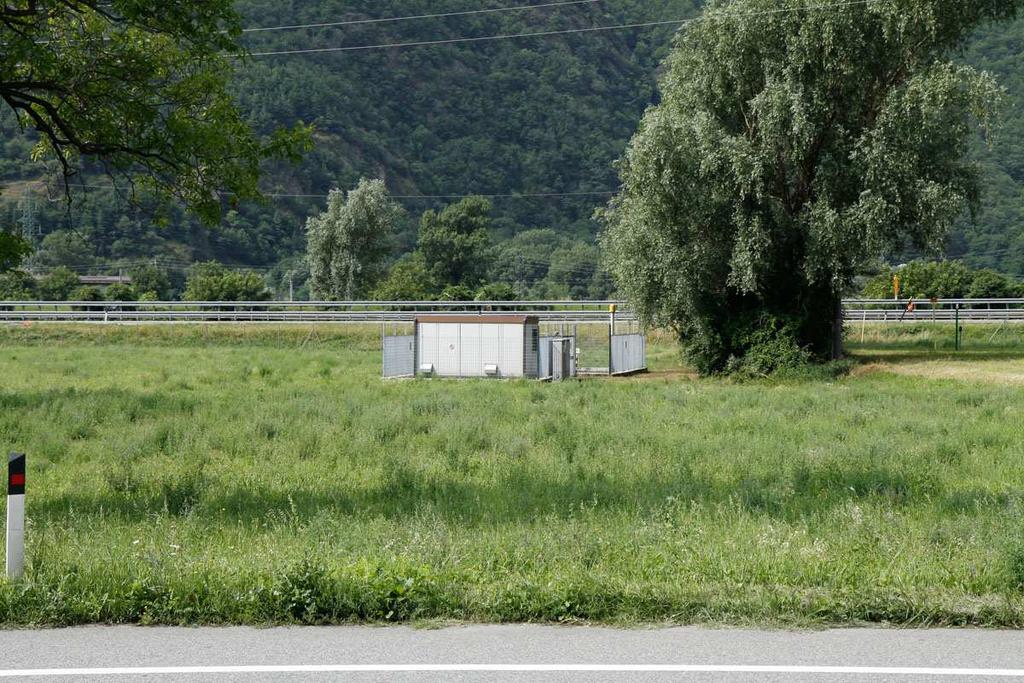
[128,265,175,300]
[475,283,516,301]
[0,229,30,272]
[544,242,613,299]
[0,269,34,300]
[862,259,1023,298]
[724,316,813,378]
[70,286,104,303]
[439,284,475,302]
[959,18,1024,279]
[418,197,493,289]
[489,229,566,292]
[105,283,136,302]
[0,1,691,275]
[182,262,270,301]
[34,231,95,270]
[37,266,80,300]
[0,0,310,224]
[371,253,437,301]
[1008,542,1024,590]
[604,0,1020,374]
[2,0,1023,285]
[485,228,613,298]
[968,269,1020,298]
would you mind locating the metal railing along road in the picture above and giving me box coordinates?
[0,300,635,325]
[843,298,1024,323]
[3,298,1024,325]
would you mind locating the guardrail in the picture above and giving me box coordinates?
[843,299,1024,323]
[0,300,635,325]
[3,298,1023,325]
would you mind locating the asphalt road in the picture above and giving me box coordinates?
[0,625,1023,682]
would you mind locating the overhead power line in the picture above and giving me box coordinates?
[242,0,604,33]
[245,0,874,57]
[262,190,616,199]
[34,181,616,202]
[247,18,693,56]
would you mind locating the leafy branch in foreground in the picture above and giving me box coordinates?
[0,0,312,223]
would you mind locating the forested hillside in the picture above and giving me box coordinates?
[961,17,1024,279]
[1,0,1023,293]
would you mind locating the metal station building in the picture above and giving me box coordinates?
[416,315,541,379]
[381,306,646,381]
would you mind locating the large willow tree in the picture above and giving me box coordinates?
[602,0,1018,374]
[306,179,400,300]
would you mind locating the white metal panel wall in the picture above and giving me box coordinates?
[417,322,438,372]
[418,322,530,377]
[481,324,503,376]
[417,322,462,376]
[501,324,524,376]
[459,323,483,377]
[436,323,462,376]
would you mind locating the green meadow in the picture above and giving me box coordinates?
[0,323,1022,626]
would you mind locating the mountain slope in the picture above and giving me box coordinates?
[1,0,1023,282]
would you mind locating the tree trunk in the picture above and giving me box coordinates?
[831,295,844,360]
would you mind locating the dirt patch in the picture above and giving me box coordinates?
[849,362,888,378]
[854,358,1024,385]
[625,369,699,382]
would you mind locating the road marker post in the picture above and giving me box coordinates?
[6,452,25,580]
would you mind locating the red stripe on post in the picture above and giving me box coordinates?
[9,473,24,487]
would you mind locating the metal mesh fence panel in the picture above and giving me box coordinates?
[382,335,416,378]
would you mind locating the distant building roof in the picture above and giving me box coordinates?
[77,275,132,285]
[415,315,538,325]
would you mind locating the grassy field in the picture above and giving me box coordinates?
[0,323,1022,626]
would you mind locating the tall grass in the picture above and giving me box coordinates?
[0,324,1022,625]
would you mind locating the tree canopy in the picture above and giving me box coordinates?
[861,259,1023,299]
[0,229,30,272]
[0,0,310,223]
[306,178,400,300]
[418,196,493,289]
[182,261,269,302]
[602,0,1021,374]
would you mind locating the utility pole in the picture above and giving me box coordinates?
[287,271,294,302]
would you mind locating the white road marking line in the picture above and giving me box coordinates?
[1,665,1024,677]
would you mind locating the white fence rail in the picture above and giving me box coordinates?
[0,300,634,325]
